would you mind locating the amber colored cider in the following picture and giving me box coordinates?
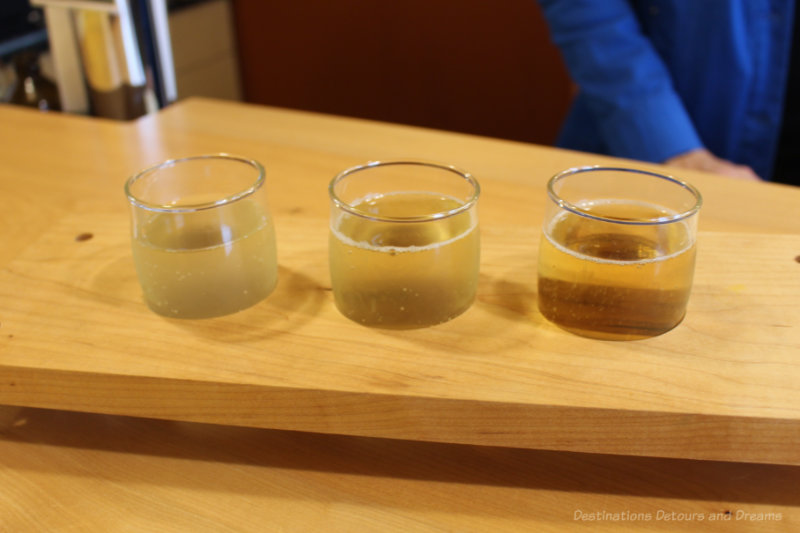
[537,200,696,340]
[330,192,479,328]
[132,200,278,318]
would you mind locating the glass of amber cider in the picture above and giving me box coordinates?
[329,161,480,329]
[125,154,278,318]
[537,166,702,340]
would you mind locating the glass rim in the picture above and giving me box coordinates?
[124,153,265,213]
[328,160,480,223]
[547,166,703,225]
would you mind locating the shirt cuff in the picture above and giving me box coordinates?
[599,89,704,163]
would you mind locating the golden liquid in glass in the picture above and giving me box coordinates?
[132,200,277,318]
[537,200,696,340]
[330,192,479,328]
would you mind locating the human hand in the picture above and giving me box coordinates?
[665,148,761,181]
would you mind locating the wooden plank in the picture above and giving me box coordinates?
[1,206,798,463]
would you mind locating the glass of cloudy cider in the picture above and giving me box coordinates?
[329,161,480,329]
[537,166,702,340]
[125,154,278,318]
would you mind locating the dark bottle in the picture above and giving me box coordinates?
[10,50,61,111]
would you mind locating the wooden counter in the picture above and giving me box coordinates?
[1,99,799,468]
[1,406,797,531]
[1,99,799,531]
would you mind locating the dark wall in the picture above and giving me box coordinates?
[230,0,572,146]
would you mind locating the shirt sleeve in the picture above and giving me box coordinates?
[538,0,703,163]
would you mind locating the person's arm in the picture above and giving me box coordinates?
[665,149,761,180]
[538,0,702,163]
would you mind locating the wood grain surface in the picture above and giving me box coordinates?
[1,100,799,467]
[1,99,799,532]
[1,406,797,532]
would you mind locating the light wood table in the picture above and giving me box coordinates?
[1,99,799,531]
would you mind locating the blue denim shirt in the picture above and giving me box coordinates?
[538,0,796,180]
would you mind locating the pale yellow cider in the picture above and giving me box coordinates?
[537,200,696,340]
[330,192,479,328]
[132,200,277,318]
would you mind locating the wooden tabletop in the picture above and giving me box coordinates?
[1,99,799,530]
[1,406,798,532]
[2,98,799,464]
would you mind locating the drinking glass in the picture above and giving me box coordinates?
[125,154,278,318]
[329,160,480,329]
[537,166,702,340]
